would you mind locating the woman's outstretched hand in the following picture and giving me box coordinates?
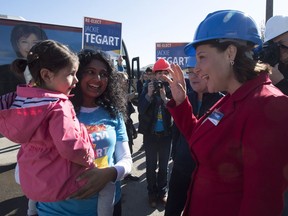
[162,63,187,106]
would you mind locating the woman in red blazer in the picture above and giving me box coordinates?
[165,10,288,216]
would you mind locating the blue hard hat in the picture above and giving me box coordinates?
[186,56,197,68]
[185,10,262,55]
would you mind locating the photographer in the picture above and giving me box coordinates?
[138,58,173,208]
[263,15,288,216]
[262,15,288,95]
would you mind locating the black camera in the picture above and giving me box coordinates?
[152,81,172,98]
[153,81,163,91]
[253,41,280,67]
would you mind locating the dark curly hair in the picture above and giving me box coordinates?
[70,49,127,120]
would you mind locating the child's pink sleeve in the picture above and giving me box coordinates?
[49,101,96,168]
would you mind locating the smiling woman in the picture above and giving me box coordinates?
[70,49,132,216]
[10,24,48,58]
[165,9,288,216]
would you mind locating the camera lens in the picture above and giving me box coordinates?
[254,42,280,67]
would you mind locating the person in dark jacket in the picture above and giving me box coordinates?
[263,15,288,95]
[137,67,153,152]
[264,15,288,216]
[165,56,224,216]
[137,67,150,96]
[138,58,173,208]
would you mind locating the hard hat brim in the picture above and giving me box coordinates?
[184,43,196,56]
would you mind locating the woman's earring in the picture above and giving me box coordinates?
[230,60,234,66]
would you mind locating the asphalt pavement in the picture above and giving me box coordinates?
[0,110,171,216]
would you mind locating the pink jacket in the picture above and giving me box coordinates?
[0,86,96,202]
[168,73,288,216]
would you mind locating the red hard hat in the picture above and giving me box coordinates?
[153,58,170,72]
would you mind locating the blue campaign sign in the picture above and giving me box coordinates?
[83,17,122,57]
[155,42,190,69]
[0,19,82,66]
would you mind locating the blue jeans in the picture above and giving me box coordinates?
[144,133,171,197]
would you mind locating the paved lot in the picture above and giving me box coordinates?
[0,111,171,216]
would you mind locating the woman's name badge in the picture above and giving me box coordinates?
[208,110,224,126]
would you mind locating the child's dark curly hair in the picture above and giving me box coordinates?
[70,49,127,120]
